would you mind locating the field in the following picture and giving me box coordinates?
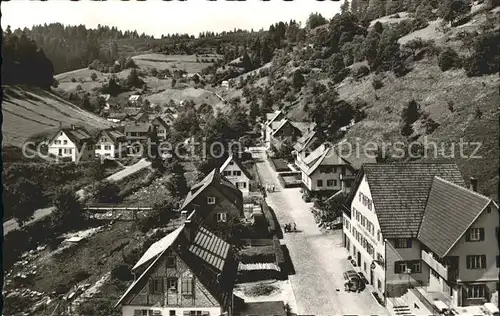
[132,53,222,74]
[2,86,114,147]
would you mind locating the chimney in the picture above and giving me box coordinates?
[469,177,478,192]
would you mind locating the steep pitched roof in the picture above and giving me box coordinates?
[151,116,169,129]
[180,168,242,211]
[418,177,493,258]
[293,130,317,152]
[220,155,252,180]
[96,128,126,143]
[50,126,95,147]
[124,122,151,134]
[116,213,237,310]
[290,121,316,135]
[352,163,466,238]
[265,110,283,127]
[298,143,362,176]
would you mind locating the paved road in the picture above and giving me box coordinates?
[254,149,388,316]
[3,159,151,235]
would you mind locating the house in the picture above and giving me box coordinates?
[106,113,131,125]
[220,155,252,196]
[151,116,170,141]
[115,211,239,316]
[123,107,143,117]
[160,113,175,126]
[263,110,285,148]
[128,94,143,106]
[47,125,95,162]
[179,168,243,230]
[293,128,321,164]
[342,163,499,308]
[124,122,152,155]
[95,128,127,158]
[221,80,229,90]
[133,112,151,123]
[296,143,375,197]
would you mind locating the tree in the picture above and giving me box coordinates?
[127,68,144,88]
[341,0,350,14]
[124,57,138,69]
[439,0,472,25]
[401,99,420,136]
[51,186,84,231]
[165,158,188,197]
[9,178,44,226]
[292,70,305,92]
[90,180,122,203]
[463,32,500,77]
[307,12,327,29]
[438,48,461,71]
[171,78,177,88]
[90,72,97,81]
[82,94,93,112]
[249,100,260,123]
[241,51,252,72]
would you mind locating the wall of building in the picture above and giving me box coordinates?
[48,131,94,162]
[190,185,242,229]
[306,165,354,192]
[221,162,250,195]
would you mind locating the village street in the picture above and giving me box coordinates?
[253,149,388,316]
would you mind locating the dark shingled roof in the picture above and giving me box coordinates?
[115,211,237,311]
[417,177,493,258]
[356,163,466,238]
[50,126,95,147]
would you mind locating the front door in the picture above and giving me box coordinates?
[357,251,361,267]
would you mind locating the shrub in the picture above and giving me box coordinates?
[71,77,77,82]
[463,32,500,77]
[353,65,370,79]
[111,263,133,281]
[438,48,461,71]
[90,72,98,81]
[371,75,384,90]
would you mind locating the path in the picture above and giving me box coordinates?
[254,149,388,316]
[3,158,151,235]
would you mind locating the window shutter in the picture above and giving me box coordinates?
[148,279,155,293]
[479,228,485,241]
[481,255,486,268]
[407,239,412,248]
[466,256,471,269]
[394,263,400,274]
[465,229,471,242]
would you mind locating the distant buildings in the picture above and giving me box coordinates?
[47,125,95,162]
[128,94,143,106]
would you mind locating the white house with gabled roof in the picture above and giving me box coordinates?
[220,155,252,196]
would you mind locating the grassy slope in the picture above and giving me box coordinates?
[2,86,114,147]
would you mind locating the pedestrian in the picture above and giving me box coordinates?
[272,185,275,192]
[293,222,297,231]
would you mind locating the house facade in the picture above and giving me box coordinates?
[151,116,170,141]
[47,126,95,162]
[129,94,143,106]
[124,122,152,156]
[180,169,243,231]
[342,163,499,308]
[220,155,252,196]
[296,143,374,197]
[263,111,285,149]
[95,128,127,158]
[116,213,238,316]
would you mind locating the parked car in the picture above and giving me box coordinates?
[343,270,365,292]
[358,272,369,284]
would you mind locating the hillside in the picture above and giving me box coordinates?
[2,86,114,147]
[233,2,500,199]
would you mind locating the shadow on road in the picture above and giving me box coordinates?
[280,245,296,277]
[268,206,283,239]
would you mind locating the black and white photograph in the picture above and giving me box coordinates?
[1,0,499,315]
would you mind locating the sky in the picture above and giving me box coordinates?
[1,0,341,38]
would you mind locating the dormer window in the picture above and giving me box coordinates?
[229,161,234,165]
[207,196,216,204]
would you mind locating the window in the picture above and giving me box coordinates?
[167,278,177,292]
[63,140,68,145]
[96,145,101,150]
[377,230,381,242]
[229,161,234,165]
[327,179,334,187]
[166,251,176,268]
[378,279,382,291]
[317,179,323,187]
[170,312,176,316]
[207,196,216,204]
[467,228,484,242]
[467,285,486,298]
[364,261,367,272]
[217,212,227,223]
[55,140,61,145]
[223,171,231,176]
[181,278,193,295]
[395,262,408,274]
[233,170,242,176]
[149,278,164,294]
[412,260,421,273]
[104,145,111,150]
[395,239,412,248]
[466,255,486,269]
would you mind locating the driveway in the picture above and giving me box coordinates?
[254,149,388,316]
[3,159,151,235]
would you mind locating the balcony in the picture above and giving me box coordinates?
[421,250,449,280]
